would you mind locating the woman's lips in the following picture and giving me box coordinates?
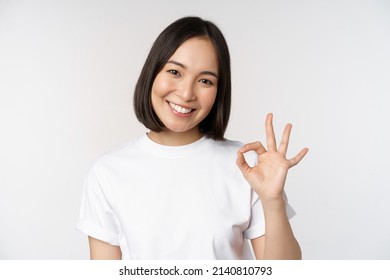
[168,101,195,116]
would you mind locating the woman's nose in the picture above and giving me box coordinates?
[177,80,196,101]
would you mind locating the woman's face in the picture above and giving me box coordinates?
[151,37,218,138]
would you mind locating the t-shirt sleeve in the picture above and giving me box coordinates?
[75,163,121,246]
[243,190,296,240]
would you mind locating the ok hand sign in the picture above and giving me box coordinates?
[236,113,308,203]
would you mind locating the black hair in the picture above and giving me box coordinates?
[133,16,231,140]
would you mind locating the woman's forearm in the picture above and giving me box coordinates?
[261,199,302,260]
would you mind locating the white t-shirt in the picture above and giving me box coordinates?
[76,134,295,259]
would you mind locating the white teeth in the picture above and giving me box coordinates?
[169,102,193,114]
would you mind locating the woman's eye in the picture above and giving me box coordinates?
[168,69,180,76]
[199,79,213,86]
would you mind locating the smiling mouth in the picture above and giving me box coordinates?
[168,102,194,114]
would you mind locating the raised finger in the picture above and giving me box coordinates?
[288,148,309,167]
[265,113,277,151]
[239,141,266,155]
[278,123,292,156]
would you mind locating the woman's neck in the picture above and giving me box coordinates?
[147,129,204,146]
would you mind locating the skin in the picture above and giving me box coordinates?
[88,236,122,260]
[148,37,219,146]
[88,36,308,260]
[237,113,308,259]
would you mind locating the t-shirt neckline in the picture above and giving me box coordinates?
[138,133,209,158]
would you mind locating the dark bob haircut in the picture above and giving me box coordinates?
[133,16,231,140]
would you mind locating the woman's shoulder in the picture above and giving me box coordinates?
[209,138,257,166]
[208,137,244,151]
[88,136,144,171]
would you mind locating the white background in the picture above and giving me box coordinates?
[0,0,389,259]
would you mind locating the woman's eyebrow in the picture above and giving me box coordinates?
[167,60,186,69]
[166,60,218,79]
